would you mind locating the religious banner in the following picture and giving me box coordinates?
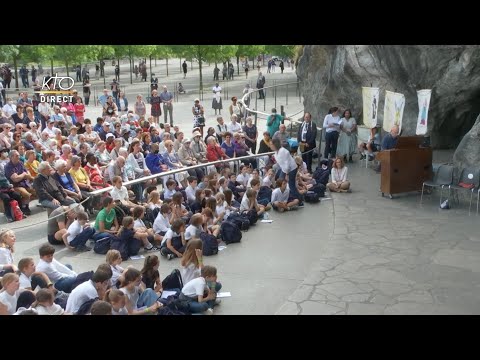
[383,90,405,132]
[362,87,380,128]
[416,89,431,135]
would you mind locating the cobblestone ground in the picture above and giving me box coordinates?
[277,154,480,315]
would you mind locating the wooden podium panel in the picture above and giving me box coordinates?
[376,147,432,197]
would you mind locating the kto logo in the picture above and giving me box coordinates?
[36,73,75,103]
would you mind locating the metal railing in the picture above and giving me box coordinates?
[88,151,275,197]
[239,81,324,159]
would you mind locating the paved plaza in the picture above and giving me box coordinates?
[3,60,480,314]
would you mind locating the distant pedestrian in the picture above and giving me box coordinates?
[182,61,188,79]
[213,66,220,81]
[244,61,249,78]
[279,60,284,74]
[114,65,120,81]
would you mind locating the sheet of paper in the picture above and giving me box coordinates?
[161,290,178,299]
[216,292,231,298]
[261,219,273,223]
[218,246,227,251]
[129,255,145,260]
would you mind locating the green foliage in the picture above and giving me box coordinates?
[264,45,296,58]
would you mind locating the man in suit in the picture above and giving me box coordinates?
[297,112,317,173]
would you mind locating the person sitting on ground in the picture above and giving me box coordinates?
[178,82,186,94]
[104,288,128,315]
[47,204,83,246]
[65,266,112,314]
[30,289,66,315]
[0,273,22,315]
[62,210,95,252]
[179,265,220,315]
[271,179,300,212]
[140,255,164,294]
[159,219,187,260]
[119,268,162,315]
[327,157,350,193]
[36,243,79,293]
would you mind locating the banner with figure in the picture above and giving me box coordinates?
[362,87,380,128]
[416,89,431,135]
[383,90,405,132]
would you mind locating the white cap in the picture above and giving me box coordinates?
[106,133,115,139]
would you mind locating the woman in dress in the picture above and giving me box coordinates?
[149,89,162,125]
[134,94,146,119]
[192,99,205,137]
[336,109,357,163]
[242,117,258,154]
[212,83,222,115]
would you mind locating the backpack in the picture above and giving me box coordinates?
[158,294,190,315]
[76,297,99,315]
[162,269,183,291]
[93,236,112,255]
[110,235,129,261]
[221,221,242,244]
[244,209,258,226]
[200,232,219,256]
[309,183,326,197]
[227,213,250,231]
[305,191,321,203]
[10,200,23,221]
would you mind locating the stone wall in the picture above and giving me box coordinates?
[297,45,480,149]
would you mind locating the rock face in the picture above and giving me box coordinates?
[296,45,480,148]
[453,114,480,176]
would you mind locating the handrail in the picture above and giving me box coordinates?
[88,151,275,196]
[239,81,323,132]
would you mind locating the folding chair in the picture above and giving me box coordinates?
[449,168,480,215]
[420,164,454,206]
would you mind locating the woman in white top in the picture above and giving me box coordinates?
[127,140,155,199]
[336,109,358,163]
[106,250,126,288]
[212,83,223,115]
[327,157,351,193]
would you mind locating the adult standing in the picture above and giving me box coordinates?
[256,72,266,100]
[267,108,286,138]
[243,117,258,154]
[271,138,303,205]
[279,60,285,74]
[149,89,162,125]
[244,61,249,78]
[134,94,146,119]
[322,107,341,159]
[336,109,357,163]
[212,83,222,115]
[213,66,220,81]
[297,112,317,173]
[82,79,91,106]
[160,85,174,126]
[228,97,243,125]
[116,91,129,115]
[192,99,205,137]
[182,61,188,79]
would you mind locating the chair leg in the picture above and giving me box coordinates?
[469,191,473,215]
[420,184,425,204]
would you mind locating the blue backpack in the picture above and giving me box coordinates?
[200,232,219,256]
[227,213,250,231]
[93,236,112,255]
[221,221,242,244]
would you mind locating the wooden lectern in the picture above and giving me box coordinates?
[376,136,433,198]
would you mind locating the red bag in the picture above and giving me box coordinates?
[458,182,474,189]
[10,200,24,221]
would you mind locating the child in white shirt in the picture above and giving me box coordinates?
[62,211,95,252]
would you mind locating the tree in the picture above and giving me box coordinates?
[154,46,174,77]
[55,45,96,77]
[235,45,265,75]
[264,45,296,59]
[92,45,115,86]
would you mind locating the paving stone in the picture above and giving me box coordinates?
[397,290,434,304]
[347,303,386,315]
[341,293,371,302]
[276,301,300,315]
[359,255,391,266]
[317,281,366,297]
[370,282,413,296]
[302,271,326,285]
[432,249,480,272]
[300,301,343,315]
[383,302,471,315]
[370,294,396,305]
[288,285,313,303]
[345,268,415,285]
